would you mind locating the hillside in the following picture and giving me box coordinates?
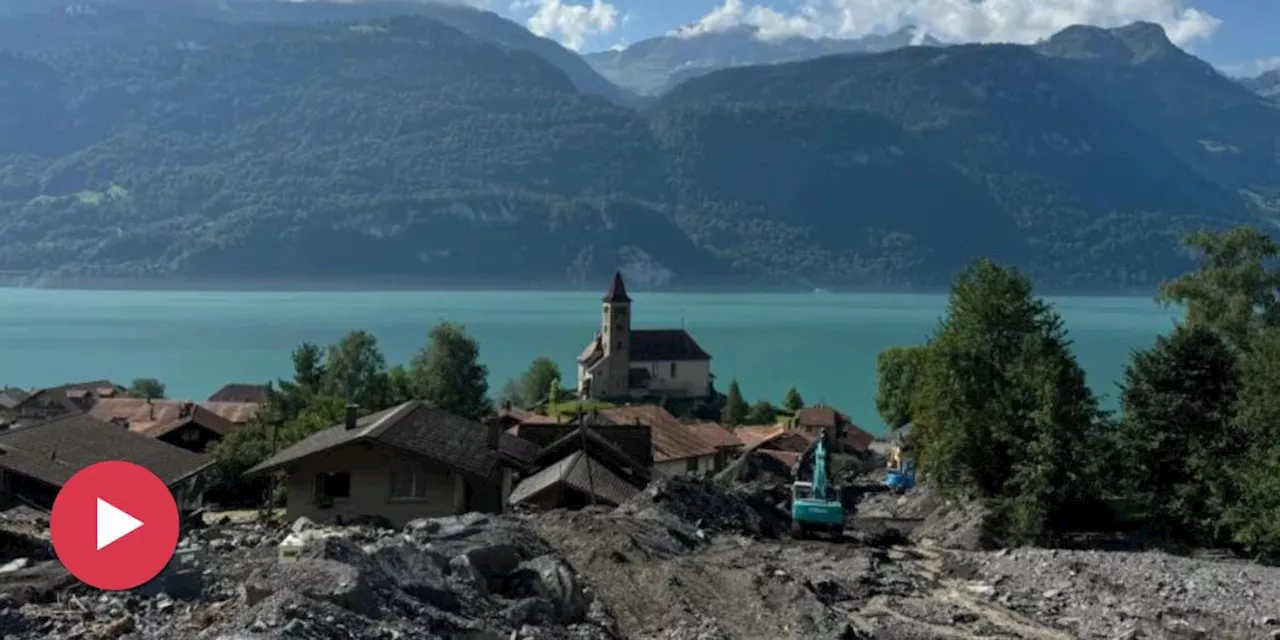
[586,25,941,96]
[0,10,1272,291]
[1035,23,1280,207]
[1243,69,1280,101]
[0,0,637,105]
[657,39,1262,288]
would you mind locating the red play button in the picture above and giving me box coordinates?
[50,461,180,591]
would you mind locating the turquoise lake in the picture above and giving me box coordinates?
[0,289,1179,435]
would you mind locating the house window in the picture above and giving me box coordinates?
[686,457,698,473]
[180,428,201,443]
[314,472,351,502]
[390,470,428,500]
[670,362,677,377]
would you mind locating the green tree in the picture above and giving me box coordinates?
[722,378,748,426]
[1115,325,1240,545]
[874,346,927,428]
[411,321,491,420]
[746,400,778,424]
[521,356,561,408]
[274,341,327,420]
[782,386,804,413]
[126,378,166,399]
[1157,226,1280,350]
[385,364,416,405]
[1223,326,1280,556]
[496,378,524,408]
[909,259,1102,544]
[321,330,388,410]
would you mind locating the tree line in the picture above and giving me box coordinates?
[876,226,1280,557]
[211,322,494,495]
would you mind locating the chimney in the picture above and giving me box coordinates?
[487,421,501,451]
[345,404,359,430]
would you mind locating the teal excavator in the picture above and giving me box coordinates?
[789,426,846,539]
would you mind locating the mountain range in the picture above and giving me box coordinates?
[585,25,943,96]
[1244,69,1280,100]
[0,0,1277,291]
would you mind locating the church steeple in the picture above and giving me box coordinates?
[603,271,631,303]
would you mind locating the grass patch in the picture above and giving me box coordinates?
[547,399,616,417]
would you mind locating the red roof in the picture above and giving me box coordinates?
[595,406,741,463]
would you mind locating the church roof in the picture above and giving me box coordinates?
[602,271,631,303]
[631,330,710,362]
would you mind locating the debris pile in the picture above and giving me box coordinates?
[2,513,619,640]
[618,477,790,539]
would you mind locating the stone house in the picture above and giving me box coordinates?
[576,273,713,400]
[0,413,212,512]
[245,401,538,528]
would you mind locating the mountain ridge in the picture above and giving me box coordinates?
[0,9,1274,291]
[586,24,943,95]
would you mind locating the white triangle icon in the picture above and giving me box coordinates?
[96,498,143,551]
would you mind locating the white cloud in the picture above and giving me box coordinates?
[1220,56,1280,78]
[515,0,621,51]
[675,0,1220,47]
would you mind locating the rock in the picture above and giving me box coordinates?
[512,555,589,624]
[291,517,317,534]
[0,559,29,573]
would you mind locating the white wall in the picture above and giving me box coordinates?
[653,454,717,478]
[635,359,711,398]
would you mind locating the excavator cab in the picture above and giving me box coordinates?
[789,437,846,539]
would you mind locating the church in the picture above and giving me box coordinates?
[576,273,713,401]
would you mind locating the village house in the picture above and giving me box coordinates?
[207,383,271,405]
[0,388,30,413]
[733,424,816,468]
[244,401,537,528]
[576,272,713,401]
[90,397,260,432]
[507,425,651,509]
[589,405,742,477]
[792,405,875,453]
[2,387,87,426]
[0,413,212,512]
[96,401,237,454]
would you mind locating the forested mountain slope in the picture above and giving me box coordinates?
[0,8,1270,290]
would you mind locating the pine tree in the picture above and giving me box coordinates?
[722,379,748,426]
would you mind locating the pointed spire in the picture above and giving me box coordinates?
[602,271,631,303]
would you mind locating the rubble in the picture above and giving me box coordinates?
[3,472,1280,639]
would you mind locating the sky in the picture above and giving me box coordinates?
[467,0,1279,77]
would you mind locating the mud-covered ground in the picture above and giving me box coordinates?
[2,467,1279,639]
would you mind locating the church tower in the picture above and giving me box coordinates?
[600,271,632,395]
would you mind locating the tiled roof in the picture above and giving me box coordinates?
[0,413,212,487]
[683,421,742,450]
[630,330,711,362]
[794,406,840,429]
[498,433,540,468]
[90,398,260,426]
[497,406,563,426]
[245,401,511,481]
[757,449,801,468]
[594,405,724,463]
[537,425,651,483]
[793,405,875,452]
[130,406,237,439]
[207,383,270,404]
[13,389,84,414]
[518,422,654,469]
[0,388,31,410]
[54,380,125,394]
[508,450,640,508]
[734,425,788,450]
